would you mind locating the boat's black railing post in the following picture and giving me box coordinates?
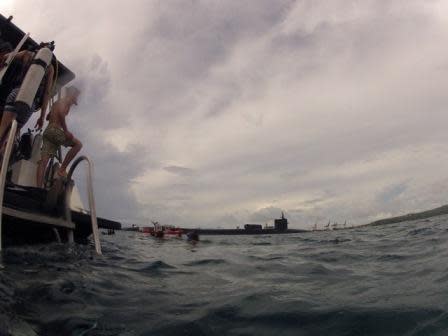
[64,179,75,244]
[0,120,18,252]
[66,156,102,255]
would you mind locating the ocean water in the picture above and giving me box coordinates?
[1,215,448,336]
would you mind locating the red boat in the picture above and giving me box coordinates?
[151,230,164,238]
[139,226,153,233]
[164,228,183,237]
[147,222,182,238]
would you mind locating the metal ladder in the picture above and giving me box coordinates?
[64,156,102,255]
[0,120,18,252]
[0,122,102,255]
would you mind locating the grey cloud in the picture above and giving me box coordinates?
[77,55,111,106]
[300,198,325,206]
[73,141,155,224]
[249,207,286,224]
[5,0,448,228]
[377,182,408,204]
[163,166,195,176]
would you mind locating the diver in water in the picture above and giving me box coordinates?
[187,230,199,242]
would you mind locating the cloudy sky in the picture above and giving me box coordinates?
[2,0,448,229]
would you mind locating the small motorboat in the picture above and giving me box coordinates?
[149,221,164,238]
[148,221,182,238]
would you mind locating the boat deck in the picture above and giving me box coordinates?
[1,182,120,247]
[3,206,74,228]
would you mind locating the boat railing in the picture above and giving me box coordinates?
[0,119,18,252]
[65,155,102,255]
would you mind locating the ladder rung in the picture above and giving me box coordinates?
[2,206,75,229]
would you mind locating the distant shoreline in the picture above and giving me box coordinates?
[363,204,448,227]
[121,205,448,234]
[183,204,448,234]
[180,228,306,235]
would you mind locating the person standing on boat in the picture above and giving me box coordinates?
[0,43,55,145]
[36,86,82,187]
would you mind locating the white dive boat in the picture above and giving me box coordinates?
[0,14,121,254]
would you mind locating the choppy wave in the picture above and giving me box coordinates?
[1,215,448,335]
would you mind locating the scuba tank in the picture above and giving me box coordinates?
[14,47,52,115]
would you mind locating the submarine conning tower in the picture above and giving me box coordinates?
[274,212,288,231]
